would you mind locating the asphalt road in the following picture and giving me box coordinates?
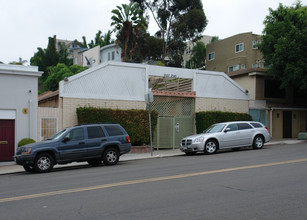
[1,143,307,220]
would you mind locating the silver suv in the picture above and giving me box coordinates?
[180,121,270,155]
[14,123,131,173]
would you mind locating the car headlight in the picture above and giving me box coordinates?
[21,147,32,155]
[193,137,204,143]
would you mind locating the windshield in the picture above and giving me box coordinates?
[47,129,67,140]
[204,124,225,133]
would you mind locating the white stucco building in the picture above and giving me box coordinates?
[0,64,42,161]
[38,62,249,148]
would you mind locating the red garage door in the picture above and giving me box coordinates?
[0,120,15,161]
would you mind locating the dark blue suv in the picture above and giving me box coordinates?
[14,123,131,173]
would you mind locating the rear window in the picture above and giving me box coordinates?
[87,126,105,139]
[250,122,263,128]
[238,123,253,130]
[105,125,124,136]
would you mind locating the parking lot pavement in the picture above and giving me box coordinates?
[1,138,306,175]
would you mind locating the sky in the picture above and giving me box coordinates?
[0,0,303,64]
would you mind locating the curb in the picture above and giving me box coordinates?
[1,140,306,175]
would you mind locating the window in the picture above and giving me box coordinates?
[41,118,57,141]
[250,122,263,128]
[252,63,261,68]
[238,123,252,130]
[252,40,261,49]
[112,51,115,60]
[228,64,239,72]
[241,64,246,69]
[66,128,84,141]
[264,80,286,98]
[226,124,238,131]
[87,126,105,139]
[235,43,244,53]
[208,52,215,61]
[105,125,124,136]
[262,61,270,68]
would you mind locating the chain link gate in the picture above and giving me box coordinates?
[151,95,195,149]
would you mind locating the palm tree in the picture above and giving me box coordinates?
[111,2,145,62]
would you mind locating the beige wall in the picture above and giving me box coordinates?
[82,46,100,67]
[232,75,256,100]
[62,98,146,128]
[270,110,307,138]
[195,97,249,113]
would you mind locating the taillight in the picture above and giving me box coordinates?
[265,127,270,133]
[125,136,131,143]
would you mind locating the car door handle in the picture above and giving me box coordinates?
[101,138,107,142]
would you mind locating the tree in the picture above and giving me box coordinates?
[131,0,208,65]
[44,63,88,91]
[138,33,164,62]
[30,36,59,80]
[9,57,27,65]
[58,42,72,66]
[77,36,88,48]
[186,41,206,69]
[44,37,59,69]
[259,1,307,91]
[77,30,114,49]
[111,2,146,62]
[210,36,219,43]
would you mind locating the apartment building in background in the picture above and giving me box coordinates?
[206,32,264,73]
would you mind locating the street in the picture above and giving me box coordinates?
[1,142,307,220]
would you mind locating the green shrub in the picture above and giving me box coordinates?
[76,107,158,145]
[196,111,252,133]
[18,138,36,147]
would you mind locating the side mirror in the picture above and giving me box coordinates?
[62,137,70,143]
[224,128,230,133]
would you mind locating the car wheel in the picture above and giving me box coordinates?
[204,140,218,154]
[185,152,196,156]
[88,159,101,167]
[34,153,54,173]
[253,135,264,149]
[23,165,35,173]
[102,147,119,165]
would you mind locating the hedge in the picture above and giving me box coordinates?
[196,111,252,133]
[76,107,158,145]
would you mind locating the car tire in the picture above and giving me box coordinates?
[23,165,35,173]
[253,135,264,149]
[185,152,196,156]
[88,159,101,167]
[33,153,55,173]
[204,139,218,154]
[102,147,119,165]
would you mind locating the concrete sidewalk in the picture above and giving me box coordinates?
[1,138,306,175]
